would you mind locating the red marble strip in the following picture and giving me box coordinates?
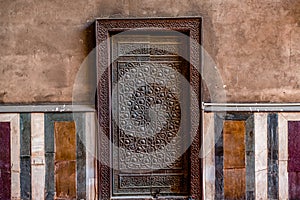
[0,122,11,200]
[288,121,300,172]
[288,121,300,199]
[289,172,300,199]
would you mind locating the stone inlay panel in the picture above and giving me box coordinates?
[224,168,246,199]
[45,113,86,200]
[223,121,246,169]
[223,120,246,199]
[54,121,76,199]
[215,113,254,200]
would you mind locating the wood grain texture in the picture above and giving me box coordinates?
[0,122,11,200]
[223,121,246,169]
[54,121,76,199]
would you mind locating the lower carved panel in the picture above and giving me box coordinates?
[119,174,185,191]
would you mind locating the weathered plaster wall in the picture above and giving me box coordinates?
[0,0,299,103]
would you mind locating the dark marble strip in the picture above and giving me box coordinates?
[20,113,31,200]
[0,122,11,200]
[45,113,86,200]
[215,114,224,200]
[245,115,255,200]
[74,113,86,199]
[45,152,55,200]
[267,114,279,200]
[224,113,252,121]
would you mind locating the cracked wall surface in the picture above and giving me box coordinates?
[0,0,299,103]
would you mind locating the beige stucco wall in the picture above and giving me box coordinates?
[0,0,299,103]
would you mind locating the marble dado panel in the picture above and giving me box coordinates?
[204,112,300,200]
[3,110,300,199]
[0,112,97,200]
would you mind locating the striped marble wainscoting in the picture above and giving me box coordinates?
[3,104,300,199]
[0,109,97,200]
[203,111,300,200]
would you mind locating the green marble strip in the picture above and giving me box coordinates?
[20,113,31,200]
[267,114,279,199]
[74,113,86,199]
[245,115,255,200]
[214,114,224,200]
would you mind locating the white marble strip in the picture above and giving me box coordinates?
[277,113,300,200]
[254,113,268,200]
[86,112,97,200]
[202,112,215,200]
[0,104,95,113]
[31,113,45,200]
[0,114,21,199]
[203,103,300,112]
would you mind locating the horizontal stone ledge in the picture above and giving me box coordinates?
[203,103,300,112]
[0,104,95,113]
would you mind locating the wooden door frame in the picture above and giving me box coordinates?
[96,18,202,200]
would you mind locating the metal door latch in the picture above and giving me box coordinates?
[151,188,161,199]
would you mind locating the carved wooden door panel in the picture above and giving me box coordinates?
[96,18,202,200]
[111,33,190,198]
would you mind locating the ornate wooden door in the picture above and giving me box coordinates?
[96,18,202,200]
